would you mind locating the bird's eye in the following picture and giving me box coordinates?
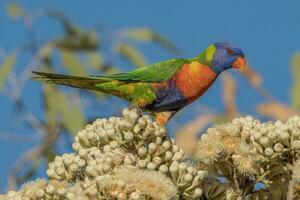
[226,48,234,56]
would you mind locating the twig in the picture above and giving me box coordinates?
[7,127,59,191]
[0,131,38,142]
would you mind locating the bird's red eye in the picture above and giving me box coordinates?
[226,48,234,56]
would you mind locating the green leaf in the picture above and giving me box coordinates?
[86,52,103,70]
[6,3,24,20]
[60,49,87,75]
[152,32,181,55]
[59,93,85,135]
[125,28,180,55]
[0,51,17,90]
[125,28,154,42]
[44,85,85,136]
[118,43,147,67]
[44,85,60,130]
[291,53,300,110]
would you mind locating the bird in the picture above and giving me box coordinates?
[32,42,246,126]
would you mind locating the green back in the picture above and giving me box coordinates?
[102,58,188,82]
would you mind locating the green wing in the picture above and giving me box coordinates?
[102,58,187,82]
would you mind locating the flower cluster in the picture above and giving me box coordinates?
[1,108,206,200]
[195,115,300,199]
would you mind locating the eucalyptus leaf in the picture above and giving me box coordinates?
[118,43,147,67]
[86,51,103,70]
[0,51,17,90]
[6,3,24,20]
[291,53,300,110]
[60,49,87,75]
[125,27,180,55]
[44,85,85,135]
[125,28,154,42]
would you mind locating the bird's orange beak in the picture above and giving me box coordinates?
[232,56,246,70]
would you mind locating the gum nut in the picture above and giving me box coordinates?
[129,192,140,200]
[259,136,270,147]
[133,124,142,133]
[85,124,94,132]
[155,137,163,144]
[147,162,157,170]
[57,188,66,196]
[148,143,157,154]
[138,147,147,157]
[36,189,45,198]
[109,141,119,149]
[138,160,147,168]
[152,157,162,165]
[46,185,55,194]
[138,117,148,127]
[279,131,290,140]
[264,147,274,157]
[128,111,139,123]
[78,149,88,158]
[86,166,98,177]
[172,145,180,153]
[281,124,289,131]
[162,140,172,150]
[273,143,284,152]
[122,108,131,118]
[187,167,195,174]
[69,163,79,172]
[164,151,173,161]
[77,159,86,167]
[106,128,115,138]
[172,151,184,161]
[78,129,87,138]
[159,165,169,173]
[193,188,203,198]
[184,173,193,182]
[124,131,134,140]
[72,143,81,151]
[267,131,276,140]
[252,130,262,140]
[66,192,76,199]
[292,140,300,149]
[179,162,187,172]
[56,167,66,176]
[292,129,300,137]
[117,192,127,200]
[46,169,56,177]
[86,131,95,141]
[197,170,208,179]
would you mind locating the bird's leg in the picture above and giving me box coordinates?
[154,111,177,126]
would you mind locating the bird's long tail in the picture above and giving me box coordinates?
[32,71,111,91]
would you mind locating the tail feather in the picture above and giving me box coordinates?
[32,71,110,90]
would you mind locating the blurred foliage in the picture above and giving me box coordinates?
[118,43,147,67]
[1,1,300,197]
[0,51,17,90]
[6,3,24,20]
[44,85,85,136]
[292,53,300,110]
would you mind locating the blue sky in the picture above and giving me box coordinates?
[0,0,299,192]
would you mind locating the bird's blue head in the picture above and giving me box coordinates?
[197,42,246,74]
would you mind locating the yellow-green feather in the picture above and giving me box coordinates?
[95,81,156,107]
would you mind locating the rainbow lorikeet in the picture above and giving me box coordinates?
[33,42,246,125]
